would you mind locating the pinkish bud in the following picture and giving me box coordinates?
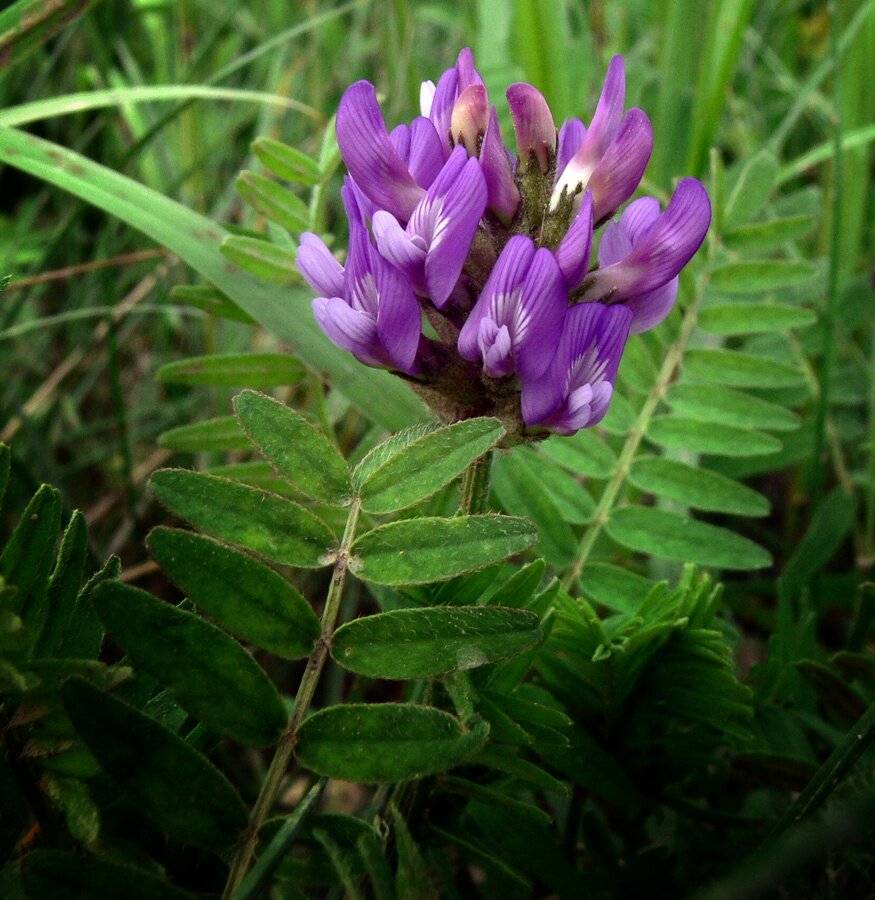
[450,84,489,157]
[506,83,556,173]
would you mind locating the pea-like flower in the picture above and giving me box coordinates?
[297,48,711,440]
[522,303,631,435]
[299,180,422,374]
[457,235,566,380]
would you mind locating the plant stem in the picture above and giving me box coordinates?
[222,497,362,898]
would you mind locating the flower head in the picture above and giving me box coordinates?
[297,50,710,439]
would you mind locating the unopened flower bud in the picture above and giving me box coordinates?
[450,84,488,157]
[506,83,556,173]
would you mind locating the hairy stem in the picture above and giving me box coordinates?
[223,497,362,897]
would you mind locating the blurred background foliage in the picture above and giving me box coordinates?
[1,0,875,897]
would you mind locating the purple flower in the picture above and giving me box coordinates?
[293,49,712,439]
[580,177,711,332]
[458,235,566,381]
[421,48,485,153]
[337,81,430,223]
[506,83,556,172]
[435,60,519,223]
[550,56,653,223]
[371,145,487,307]
[522,303,631,434]
[299,180,422,374]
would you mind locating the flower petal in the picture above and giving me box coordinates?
[551,55,625,205]
[480,106,520,223]
[624,277,678,334]
[373,248,422,373]
[372,210,427,290]
[620,195,661,241]
[522,302,631,431]
[587,108,653,222]
[583,177,711,302]
[296,233,344,297]
[313,296,384,368]
[407,116,446,187]
[458,235,534,363]
[456,47,484,90]
[555,191,593,290]
[423,155,487,306]
[420,79,436,117]
[450,84,489,157]
[557,117,585,175]
[336,80,423,222]
[514,247,568,381]
[478,318,514,377]
[507,82,556,172]
[581,54,626,159]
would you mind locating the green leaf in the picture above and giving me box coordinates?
[158,416,250,453]
[0,126,426,431]
[21,851,195,900]
[491,450,576,567]
[147,527,319,660]
[91,581,287,746]
[219,235,299,283]
[666,382,800,432]
[391,804,437,900]
[683,348,805,388]
[235,780,325,900]
[351,423,437,489]
[723,150,779,228]
[647,416,782,456]
[32,511,88,656]
[331,607,541,679]
[605,507,771,570]
[150,469,334,568]
[578,563,653,615]
[296,704,489,783]
[710,259,819,294]
[359,418,504,513]
[237,170,310,232]
[351,516,537,585]
[487,559,546,608]
[61,677,246,851]
[722,215,814,252]
[157,352,305,388]
[252,137,322,185]
[629,457,770,517]
[233,390,350,505]
[778,488,855,602]
[514,447,594,524]
[0,484,61,616]
[540,430,616,478]
[166,284,255,324]
[698,302,816,335]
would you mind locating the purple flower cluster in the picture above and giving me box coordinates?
[297,50,711,438]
